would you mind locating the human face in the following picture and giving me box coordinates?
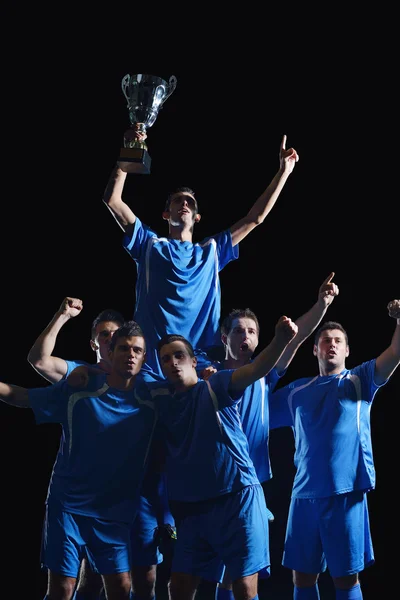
[110,335,146,379]
[313,328,349,375]
[91,321,122,362]
[164,193,199,227]
[159,341,197,390]
[224,317,259,361]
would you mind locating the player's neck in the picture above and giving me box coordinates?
[319,364,345,377]
[224,356,249,369]
[168,224,193,242]
[107,372,137,390]
[97,359,111,373]
[172,375,198,394]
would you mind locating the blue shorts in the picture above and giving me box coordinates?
[172,484,269,583]
[282,491,375,577]
[41,503,132,577]
[130,494,163,566]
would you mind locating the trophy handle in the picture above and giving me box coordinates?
[160,75,177,106]
[121,74,131,107]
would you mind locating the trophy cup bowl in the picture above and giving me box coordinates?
[118,73,177,174]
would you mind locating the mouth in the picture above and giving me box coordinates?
[240,343,249,351]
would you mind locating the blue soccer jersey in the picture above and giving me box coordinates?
[237,368,283,483]
[29,372,157,522]
[144,370,259,502]
[269,359,386,498]
[214,363,284,483]
[123,218,239,375]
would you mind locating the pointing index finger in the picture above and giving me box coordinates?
[323,271,335,285]
[280,134,287,151]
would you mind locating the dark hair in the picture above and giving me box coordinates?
[164,186,197,212]
[91,309,124,341]
[221,308,260,336]
[109,320,145,352]
[314,321,348,346]
[157,334,195,358]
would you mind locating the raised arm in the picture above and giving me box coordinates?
[27,297,83,384]
[0,382,30,408]
[276,272,339,374]
[230,316,298,394]
[102,126,147,232]
[230,135,299,246]
[374,299,400,385]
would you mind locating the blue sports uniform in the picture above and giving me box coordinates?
[144,369,270,582]
[123,218,239,376]
[269,359,386,576]
[64,360,175,569]
[213,364,284,579]
[29,371,156,577]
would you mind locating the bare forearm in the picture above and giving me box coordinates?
[248,168,291,223]
[230,168,291,245]
[103,165,127,206]
[102,166,135,230]
[0,383,30,407]
[375,319,400,384]
[28,313,70,363]
[275,301,327,373]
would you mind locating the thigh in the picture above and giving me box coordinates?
[169,571,201,600]
[320,491,375,577]
[47,570,77,599]
[76,557,103,595]
[232,572,258,599]
[282,497,326,575]
[102,571,132,598]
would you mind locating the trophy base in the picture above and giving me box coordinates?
[118,148,152,174]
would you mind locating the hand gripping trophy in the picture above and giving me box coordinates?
[118,73,177,174]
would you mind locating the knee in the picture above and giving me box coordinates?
[292,570,319,587]
[332,573,359,590]
[131,564,157,596]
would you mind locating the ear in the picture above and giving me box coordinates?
[192,356,198,369]
[345,345,350,358]
[90,340,98,352]
[313,344,317,356]
[194,213,201,223]
[162,210,170,221]
[221,333,227,346]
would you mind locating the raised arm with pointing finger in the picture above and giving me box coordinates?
[268,297,400,598]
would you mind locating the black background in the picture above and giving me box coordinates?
[0,16,395,599]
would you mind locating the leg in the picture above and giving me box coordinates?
[231,573,258,600]
[216,570,234,598]
[292,571,320,599]
[46,570,77,600]
[168,572,201,600]
[332,574,363,599]
[75,557,103,599]
[131,564,157,599]
[102,571,132,600]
